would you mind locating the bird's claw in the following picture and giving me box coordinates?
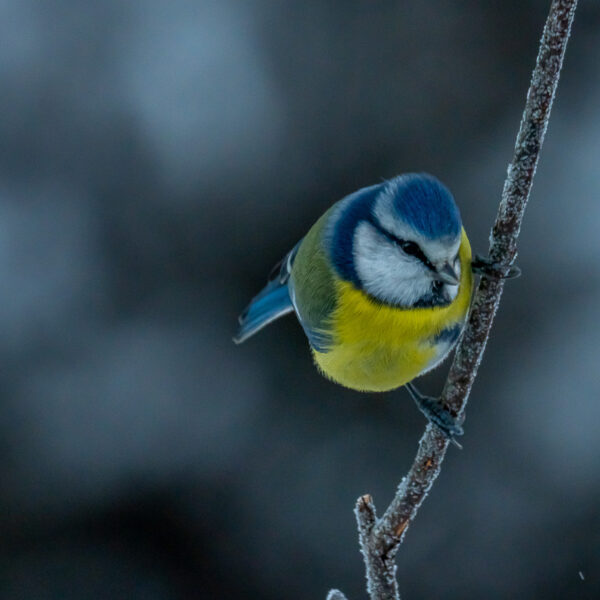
[471,255,521,280]
[405,383,464,448]
[418,395,464,448]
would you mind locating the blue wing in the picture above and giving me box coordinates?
[235,182,382,349]
[233,243,300,344]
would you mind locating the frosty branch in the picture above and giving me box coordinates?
[327,1,578,599]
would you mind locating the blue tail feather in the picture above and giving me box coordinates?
[234,283,293,344]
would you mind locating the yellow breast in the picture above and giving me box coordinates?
[313,230,473,391]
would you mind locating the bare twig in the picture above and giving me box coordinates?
[326,1,578,598]
[355,494,399,600]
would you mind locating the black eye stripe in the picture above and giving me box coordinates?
[366,217,435,271]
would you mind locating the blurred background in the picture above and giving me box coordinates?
[0,0,598,598]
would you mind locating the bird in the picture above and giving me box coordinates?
[234,173,516,439]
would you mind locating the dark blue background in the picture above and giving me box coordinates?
[0,1,598,598]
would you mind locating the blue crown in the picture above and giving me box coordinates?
[386,173,461,240]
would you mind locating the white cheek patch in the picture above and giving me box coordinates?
[353,223,432,306]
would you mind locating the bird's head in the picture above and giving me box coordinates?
[329,173,464,307]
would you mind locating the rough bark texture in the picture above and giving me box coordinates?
[326,1,578,598]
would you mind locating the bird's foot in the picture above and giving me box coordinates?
[405,382,464,448]
[471,255,521,280]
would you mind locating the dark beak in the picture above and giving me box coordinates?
[436,262,460,286]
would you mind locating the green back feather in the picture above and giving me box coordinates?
[290,208,338,350]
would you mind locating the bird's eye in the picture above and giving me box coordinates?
[368,218,435,269]
[399,240,421,257]
[397,239,435,271]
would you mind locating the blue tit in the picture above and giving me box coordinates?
[234,173,476,437]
